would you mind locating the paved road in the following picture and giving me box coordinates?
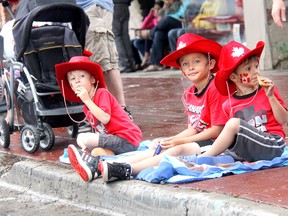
[0,179,121,216]
[0,153,122,216]
[0,180,122,216]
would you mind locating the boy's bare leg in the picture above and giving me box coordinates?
[130,142,201,175]
[201,118,240,157]
[115,148,155,164]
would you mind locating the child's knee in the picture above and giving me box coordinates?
[226,118,240,131]
[76,133,86,147]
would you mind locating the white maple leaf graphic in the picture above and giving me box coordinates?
[231,47,245,57]
[177,41,186,50]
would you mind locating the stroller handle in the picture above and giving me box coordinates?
[1,0,17,19]
[0,0,18,3]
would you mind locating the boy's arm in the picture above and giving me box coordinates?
[166,124,197,140]
[158,124,197,146]
[262,80,288,125]
[85,100,111,124]
[161,125,224,148]
[76,87,111,124]
[268,95,288,125]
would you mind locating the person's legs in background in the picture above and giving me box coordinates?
[112,3,135,73]
[168,28,180,53]
[85,5,132,119]
[131,39,143,69]
[142,39,152,68]
[144,30,168,71]
[152,16,182,34]
[145,16,182,71]
[132,38,145,58]
[132,38,153,69]
[104,68,125,107]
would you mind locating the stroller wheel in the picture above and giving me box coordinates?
[67,124,78,138]
[39,123,55,151]
[0,118,10,148]
[20,125,40,154]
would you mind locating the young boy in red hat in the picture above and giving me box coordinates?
[55,56,142,182]
[200,40,288,162]
[97,33,236,182]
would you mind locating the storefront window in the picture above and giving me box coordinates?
[182,0,245,45]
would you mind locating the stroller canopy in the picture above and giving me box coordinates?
[13,3,89,61]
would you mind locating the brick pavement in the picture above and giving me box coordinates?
[1,69,288,211]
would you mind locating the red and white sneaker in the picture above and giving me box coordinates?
[68,144,101,182]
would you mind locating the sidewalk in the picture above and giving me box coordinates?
[0,68,288,215]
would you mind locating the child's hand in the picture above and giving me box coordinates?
[258,76,275,97]
[75,86,90,103]
[161,139,176,149]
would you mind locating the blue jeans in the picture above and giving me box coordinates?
[168,28,186,52]
[149,16,182,66]
[132,38,153,57]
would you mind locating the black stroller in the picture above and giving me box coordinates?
[0,1,90,153]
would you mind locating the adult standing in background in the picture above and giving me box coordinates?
[272,0,286,29]
[112,0,136,73]
[76,0,133,119]
[144,0,188,72]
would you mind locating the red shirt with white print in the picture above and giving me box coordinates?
[222,86,287,139]
[83,88,142,146]
[185,76,228,138]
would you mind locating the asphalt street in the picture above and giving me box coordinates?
[0,180,121,216]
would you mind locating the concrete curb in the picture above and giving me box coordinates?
[1,156,288,216]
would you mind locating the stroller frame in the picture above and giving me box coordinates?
[0,2,89,153]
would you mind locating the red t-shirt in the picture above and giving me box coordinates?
[83,88,142,146]
[222,86,287,139]
[185,77,228,137]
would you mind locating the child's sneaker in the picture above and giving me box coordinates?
[68,144,101,182]
[122,106,133,121]
[100,162,132,183]
[59,148,70,164]
[197,155,235,165]
[178,154,234,165]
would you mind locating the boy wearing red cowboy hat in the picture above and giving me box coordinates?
[55,56,142,182]
[98,33,233,183]
[200,40,288,162]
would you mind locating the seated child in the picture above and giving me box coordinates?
[55,56,142,181]
[201,40,288,162]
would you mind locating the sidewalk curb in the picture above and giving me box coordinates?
[1,157,288,216]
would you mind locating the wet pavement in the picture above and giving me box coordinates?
[1,69,288,210]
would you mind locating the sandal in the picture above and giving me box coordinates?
[178,154,235,165]
[143,64,163,72]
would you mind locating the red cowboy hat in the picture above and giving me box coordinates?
[55,56,106,103]
[160,33,222,72]
[215,40,265,96]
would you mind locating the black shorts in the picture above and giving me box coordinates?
[225,119,286,162]
[98,134,138,155]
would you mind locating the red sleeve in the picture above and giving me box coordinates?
[274,87,288,110]
[94,88,113,115]
[208,81,229,126]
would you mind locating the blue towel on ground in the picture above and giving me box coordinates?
[135,147,288,184]
[87,139,288,184]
